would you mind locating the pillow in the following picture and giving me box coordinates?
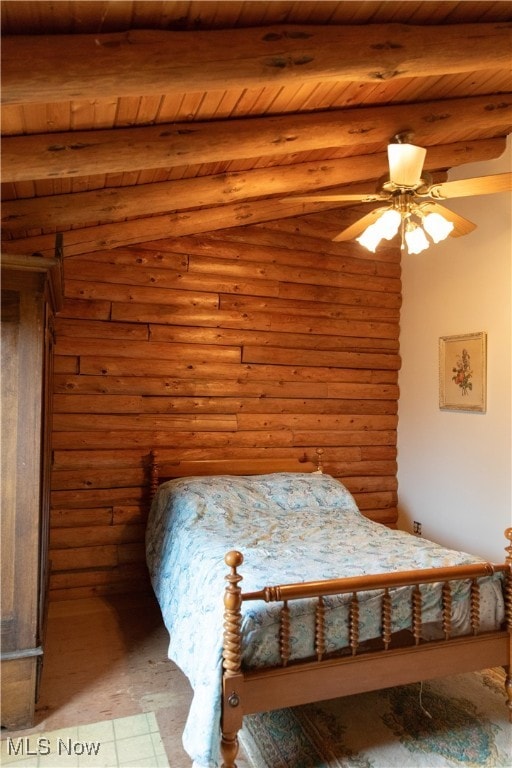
[165,472,359,514]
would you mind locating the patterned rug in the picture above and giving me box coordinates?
[240,669,511,768]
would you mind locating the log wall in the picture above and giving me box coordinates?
[49,217,401,600]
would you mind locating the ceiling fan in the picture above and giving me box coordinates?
[282,133,512,255]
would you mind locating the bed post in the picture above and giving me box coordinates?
[221,551,244,768]
[149,450,159,503]
[504,528,512,722]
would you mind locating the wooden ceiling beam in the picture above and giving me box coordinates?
[2,23,511,106]
[1,194,355,259]
[1,139,505,235]
[2,95,511,183]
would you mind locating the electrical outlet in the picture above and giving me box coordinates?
[413,521,422,536]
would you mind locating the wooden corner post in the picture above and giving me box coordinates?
[221,551,244,768]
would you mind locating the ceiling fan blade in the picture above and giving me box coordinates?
[422,202,477,237]
[387,142,427,187]
[429,172,512,200]
[332,206,391,242]
[281,192,386,203]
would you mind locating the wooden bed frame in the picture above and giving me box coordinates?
[148,451,512,768]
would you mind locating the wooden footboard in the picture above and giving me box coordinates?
[220,530,512,768]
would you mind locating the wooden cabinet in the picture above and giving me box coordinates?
[1,251,63,729]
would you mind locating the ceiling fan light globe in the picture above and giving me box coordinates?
[356,223,382,252]
[423,212,454,243]
[388,143,427,188]
[376,209,401,240]
[405,223,430,255]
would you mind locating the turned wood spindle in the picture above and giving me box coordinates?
[223,551,244,677]
[315,447,324,472]
[221,551,244,768]
[504,529,512,724]
[149,449,160,503]
[220,732,239,768]
[315,596,326,661]
[505,528,512,633]
[412,585,422,645]
[505,672,512,725]
[505,527,512,567]
[442,581,452,640]
[470,578,480,635]
[349,592,359,656]
[381,588,392,650]
[279,601,291,667]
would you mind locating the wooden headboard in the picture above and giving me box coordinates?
[149,450,324,502]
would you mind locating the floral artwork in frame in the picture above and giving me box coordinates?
[439,332,487,412]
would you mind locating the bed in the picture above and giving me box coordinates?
[145,451,512,768]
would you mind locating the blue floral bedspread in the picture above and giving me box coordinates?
[145,472,505,768]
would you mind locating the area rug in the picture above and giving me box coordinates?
[240,669,511,768]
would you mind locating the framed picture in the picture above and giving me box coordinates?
[439,332,487,412]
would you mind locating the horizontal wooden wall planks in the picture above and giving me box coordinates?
[49,216,401,599]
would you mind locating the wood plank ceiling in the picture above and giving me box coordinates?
[1,1,511,258]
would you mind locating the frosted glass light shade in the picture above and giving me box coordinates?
[356,209,401,252]
[388,143,427,187]
[356,205,451,255]
[405,223,430,254]
[423,211,454,243]
[375,209,401,240]
[356,223,382,252]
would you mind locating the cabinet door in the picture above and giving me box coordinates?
[0,287,24,650]
[1,274,45,729]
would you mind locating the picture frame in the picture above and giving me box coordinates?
[439,332,487,412]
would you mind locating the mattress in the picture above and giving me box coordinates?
[145,472,505,767]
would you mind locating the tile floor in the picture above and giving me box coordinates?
[0,594,250,768]
[1,713,169,768]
